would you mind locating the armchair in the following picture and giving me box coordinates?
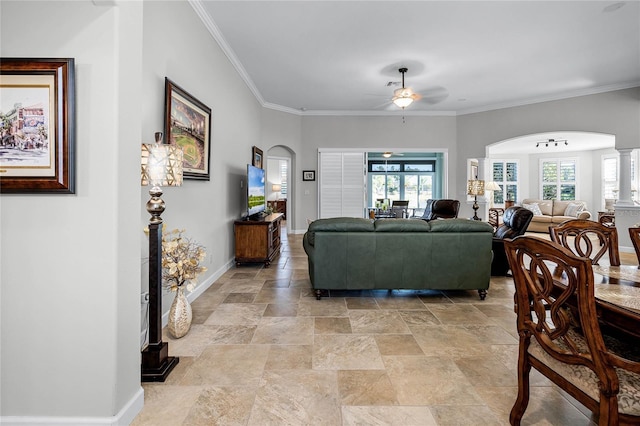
[491,206,533,276]
[418,199,460,221]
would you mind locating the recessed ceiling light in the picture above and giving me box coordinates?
[603,2,625,13]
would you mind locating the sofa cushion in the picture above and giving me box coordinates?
[429,218,493,233]
[564,202,584,217]
[530,215,553,223]
[522,202,543,216]
[374,219,432,232]
[306,217,374,246]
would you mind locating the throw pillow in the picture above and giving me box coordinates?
[564,202,584,217]
[522,203,543,216]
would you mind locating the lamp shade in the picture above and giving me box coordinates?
[272,184,281,192]
[141,143,183,188]
[392,88,417,109]
[467,179,485,196]
[485,181,501,192]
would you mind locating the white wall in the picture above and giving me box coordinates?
[457,87,640,218]
[1,1,638,422]
[141,1,263,312]
[1,1,143,422]
[298,115,457,229]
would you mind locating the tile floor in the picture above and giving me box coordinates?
[132,226,637,425]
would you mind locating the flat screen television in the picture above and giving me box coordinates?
[246,164,266,220]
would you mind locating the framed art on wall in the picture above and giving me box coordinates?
[303,170,315,181]
[164,78,211,180]
[252,146,263,169]
[0,58,76,193]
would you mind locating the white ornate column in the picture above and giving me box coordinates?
[614,148,640,252]
[617,148,633,206]
[478,158,489,216]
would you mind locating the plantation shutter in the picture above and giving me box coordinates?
[319,151,366,219]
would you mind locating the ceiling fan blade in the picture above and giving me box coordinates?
[416,86,449,105]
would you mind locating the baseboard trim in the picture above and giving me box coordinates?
[0,387,144,425]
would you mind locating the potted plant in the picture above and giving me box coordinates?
[161,228,207,338]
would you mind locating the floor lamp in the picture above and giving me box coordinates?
[467,179,485,221]
[141,132,183,382]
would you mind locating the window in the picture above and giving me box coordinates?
[490,160,519,205]
[602,155,618,202]
[368,158,439,209]
[541,158,577,200]
[279,160,288,197]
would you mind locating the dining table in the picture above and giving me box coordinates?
[590,264,640,339]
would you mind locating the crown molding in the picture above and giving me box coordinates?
[457,81,640,116]
[188,0,265,105]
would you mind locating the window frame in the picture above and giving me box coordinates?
[489,159,520,206]
[539,157,579,200]
[367,159,438,208]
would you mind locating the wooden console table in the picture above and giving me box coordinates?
[268,199,286,219]
[234,213,283,267]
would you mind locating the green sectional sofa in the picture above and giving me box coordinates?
[303,217,494,300]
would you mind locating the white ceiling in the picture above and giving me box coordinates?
[192,0,640,116]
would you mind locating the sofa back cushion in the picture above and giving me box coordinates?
[522,202,543,216]
[554,200,586,216]
[306,217,374,246]
[521,199,589,218]
[374,219,432,232]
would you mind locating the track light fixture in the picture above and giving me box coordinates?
[535,138,568,148]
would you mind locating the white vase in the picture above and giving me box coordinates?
[168,287,192,338]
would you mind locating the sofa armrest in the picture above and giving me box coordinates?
[577,210,591,220]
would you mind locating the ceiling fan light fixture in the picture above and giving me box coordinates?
[392,94,414,109]
[382,152,392,158]
[392,67,418,109]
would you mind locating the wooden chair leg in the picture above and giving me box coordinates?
[598,394,619,426]
[510,336,532,425]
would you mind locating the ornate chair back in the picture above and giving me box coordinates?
[505,236,640,425]
[549,219,620,266]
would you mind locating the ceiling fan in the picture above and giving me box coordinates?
[368,66,449,110]
[392,68,420,109]
[382,151,403,158]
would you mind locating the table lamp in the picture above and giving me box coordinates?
[141,132,183,382]
[272,183,281,200]
[485,181,501,209]
[467,179,485,221]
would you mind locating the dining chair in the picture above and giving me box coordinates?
[549,219,620,266]
[504,236,640,426]
[391,200,410,218]
[629,227,640,268]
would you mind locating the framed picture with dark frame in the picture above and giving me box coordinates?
[252,146,263,169]
[164,78,211,180]
[0,58,76,193]
[303,170,315,181]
